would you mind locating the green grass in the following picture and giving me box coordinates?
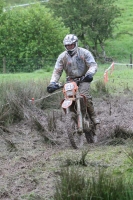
[0,69,66,82]
[54,146,133,200]
[53,145,133,200]
[105,0,133,62]
[0,63,132,95]
[0,67,54,82]
[0,72,51,82]
[91,62,133,94]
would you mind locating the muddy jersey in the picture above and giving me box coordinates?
[50,47,98,83]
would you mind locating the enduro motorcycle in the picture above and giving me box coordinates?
[61,77,96,149]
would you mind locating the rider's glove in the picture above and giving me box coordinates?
[82,74,93,82]
[47,82,60,93]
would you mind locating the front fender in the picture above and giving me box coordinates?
[61,99,73,109]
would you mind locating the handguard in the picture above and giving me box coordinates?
[82,74,93,82]
[47,82,60,93]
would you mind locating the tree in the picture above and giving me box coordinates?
[0,0,5,14]
[0,3,69,72]
[4,0,37,5]
[47,0,121,57]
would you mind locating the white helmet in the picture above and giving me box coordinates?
[63,34,78,55]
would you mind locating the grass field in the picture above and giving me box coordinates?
[0,63,132,94]
[105,0,133,62]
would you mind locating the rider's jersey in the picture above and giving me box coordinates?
[50,47,98,83]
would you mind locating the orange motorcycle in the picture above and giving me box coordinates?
[61,78,96,149]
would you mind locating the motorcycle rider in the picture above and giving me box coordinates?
[47,34,100,125]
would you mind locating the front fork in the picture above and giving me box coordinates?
[65,92,83,133]
[76,92,83,133]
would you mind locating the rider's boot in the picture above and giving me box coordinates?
[87,100,100,125]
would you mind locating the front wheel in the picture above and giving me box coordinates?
[65,112,84,149]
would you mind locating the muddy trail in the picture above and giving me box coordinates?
[0,93,133,200]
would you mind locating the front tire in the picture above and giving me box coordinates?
[65,112,84,149]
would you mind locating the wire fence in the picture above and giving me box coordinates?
[0,57,56,73]
[0,53,132,73]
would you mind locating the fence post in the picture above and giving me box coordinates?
[130,54,132,69]
[3,57,6,73]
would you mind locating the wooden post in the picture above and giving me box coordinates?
[3,57,6,73]
[130,54,132,69]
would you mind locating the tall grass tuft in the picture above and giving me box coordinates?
[92,80,109,97]
[124,144,133,166]
[54,167,133,200]
[112,125,133,139]
[54,167,86,200]
[0,79,49,125]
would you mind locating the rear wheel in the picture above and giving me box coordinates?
[85,129,96,143]
[65,112,84,149]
